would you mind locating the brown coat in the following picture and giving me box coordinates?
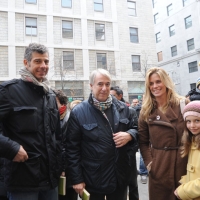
[139,103,188,200]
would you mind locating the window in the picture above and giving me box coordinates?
[62,21,73,38]
[167,4,172,16]
[61,0,72,7]
[94,0,103,12]
[169,25,175,37]
[97,53,107,69]
[185,15,192,29]
[171,45,177,57]
[154,13,158,24]
[130,27,138,43]
[190,83,196,90]
[155,32,161,43]
[25,17,37,36]
[95,23,105,40]
[187,38,195,51]
[183,0,189,6]
[188,61,198,73]
[152,0,157,8]
[25,0,37,3]
[131,55,141,71]
[128,1,136,16]
[63,51,74,70]
[157,51,163,62]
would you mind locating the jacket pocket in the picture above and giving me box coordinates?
[9,152,41,187]
[13,106,38,133]
[118,118,130,130]
[82,123,99,141]
[81,160,101,188]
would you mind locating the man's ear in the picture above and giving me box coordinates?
[23,59,28,68]
[90,84,93,90]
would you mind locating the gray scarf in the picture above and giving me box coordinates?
[19,67,50,93]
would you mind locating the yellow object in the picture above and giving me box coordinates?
[82,189,90,200]
[58,176,66,196]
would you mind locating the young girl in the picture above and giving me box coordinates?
[174,100,200,200]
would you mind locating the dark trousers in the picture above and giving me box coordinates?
[125,156,139,200]
[89,185,127,200]
[0,196,8,200]
[59,188,77,200]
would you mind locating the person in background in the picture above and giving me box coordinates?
[54,90,77,200]
[66,69,138,200]
[69,100,82,110]
[174,101,200,199]
[110,86,126,102]
[0,43,62,200]
[139,67,188,200]
[131,98,148,184]
[131,99,139,107]
[110,86,139,200]
[187,77,200,101]
[110,86,130,107]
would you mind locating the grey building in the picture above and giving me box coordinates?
[0,0,157,102]
[153,0,200,96]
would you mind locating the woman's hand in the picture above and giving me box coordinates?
[147,161,152,172]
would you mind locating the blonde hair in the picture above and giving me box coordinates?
[69,100,82,110]
[181,127,200,157]
[141,67,183,121]
[89,68,111,85]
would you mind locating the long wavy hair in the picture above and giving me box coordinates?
[141,67,183,121]
[181,125,200,157]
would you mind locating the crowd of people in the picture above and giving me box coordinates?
[0,43,200,200]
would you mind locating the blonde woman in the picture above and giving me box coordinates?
[139,67,189,200]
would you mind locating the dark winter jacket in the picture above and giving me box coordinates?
[66,94,138,194]
[132,103,141,118]
[0,79,62,192]
[187,88,200,101]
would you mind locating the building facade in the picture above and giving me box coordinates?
[0,0,157,102]
[153,0,200,96]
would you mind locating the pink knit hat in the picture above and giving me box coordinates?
[183,101,200,120]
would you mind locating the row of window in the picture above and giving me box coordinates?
[152,0,190,9]
[61,51,141,72]
[25,17,139,43]
[25,0,137,16]
[157,38,195,61]
[154,2,191,24]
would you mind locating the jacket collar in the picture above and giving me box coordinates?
[149,103,178,123]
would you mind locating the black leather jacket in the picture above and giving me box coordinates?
[187,88,200,101]
[66,94,138,194]
[0,79,62,191]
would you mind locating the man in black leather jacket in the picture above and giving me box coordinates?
[187,77,200,101]
[110,86,139,200]
[0,43,61,200]
[66,69,138,200]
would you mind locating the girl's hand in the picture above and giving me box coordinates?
[174,189,181,199]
